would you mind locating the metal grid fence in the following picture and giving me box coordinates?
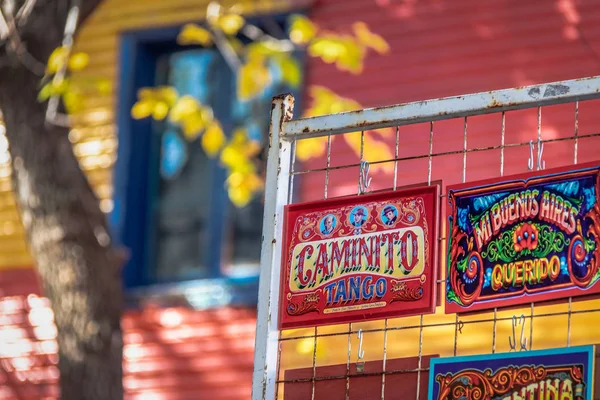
[252,76,600,400]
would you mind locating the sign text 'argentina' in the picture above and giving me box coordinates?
[279,186,439,329]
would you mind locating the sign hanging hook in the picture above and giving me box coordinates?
[528,140,535,171]
[356,329,365,373]
[508,314,528,351]
[359,161,372,195]
[527,140,546,171]
[536,140,546,171]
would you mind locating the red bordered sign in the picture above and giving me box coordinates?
[279,186,440,330]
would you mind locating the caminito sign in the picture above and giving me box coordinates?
[428,346,595,400]
[279,186,439,329]
[446,163,600,313]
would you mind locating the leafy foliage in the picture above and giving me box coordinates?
[39,1,391,207]
[299,86,394,172]
[38,46,112,115]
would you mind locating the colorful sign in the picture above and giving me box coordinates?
[446,163,600,314]
[428,346,595,400]
[279,186,439,329]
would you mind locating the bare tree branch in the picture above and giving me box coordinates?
[0,0,45,75]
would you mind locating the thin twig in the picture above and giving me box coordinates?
[1,0,45,75]
[15,0,37,26]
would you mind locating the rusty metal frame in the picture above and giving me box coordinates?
[251,76,600,400]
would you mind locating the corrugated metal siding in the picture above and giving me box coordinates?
[0,270,256,400]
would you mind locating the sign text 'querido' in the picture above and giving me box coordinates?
[446,163,600,313]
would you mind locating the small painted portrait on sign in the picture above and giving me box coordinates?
[381,205,398,226]
[349,206,368,234]
[320,214,337,235]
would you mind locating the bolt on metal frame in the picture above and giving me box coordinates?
[252,76,600,400]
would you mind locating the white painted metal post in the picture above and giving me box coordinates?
[252,94,295,400]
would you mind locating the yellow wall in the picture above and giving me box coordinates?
[0,0,288,269]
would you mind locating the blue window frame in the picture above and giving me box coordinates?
[114,17,303,307]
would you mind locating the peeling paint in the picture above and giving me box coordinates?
[543,84,570,97]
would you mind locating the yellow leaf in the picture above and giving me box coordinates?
[178,24,213,46]
[226,171,263,208]
[289,15,317,45]
[181,115,206,140]
[201,122,226,156]
[156,86,178,106]
[353,22,390,54]
[296,137,328,161]
[238,59,271,101]
[131,99,154,119]
[63,91,84,114]
[152,101,169,120]
[308,34,365,74]
[343,131,394,172]
[228,184,252,207]
[247,40,286,60]
[38,83,52,102]
[68,52,90,71]
[336,37,365,74]
[169,95,200,123]
[305,86,361,117]
[137,87,156,100]
[47,47,69,74]
[218,14,245,36]
[277,55,301,87]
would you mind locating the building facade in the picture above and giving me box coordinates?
[1,0,600,398]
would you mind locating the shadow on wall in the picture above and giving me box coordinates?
[0,270,257,400]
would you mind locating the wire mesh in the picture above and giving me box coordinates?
[259,84,600,400]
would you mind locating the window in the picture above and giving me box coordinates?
[114,19,302,305]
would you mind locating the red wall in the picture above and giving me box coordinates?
[0,270,256,400]
[300,0,600,202]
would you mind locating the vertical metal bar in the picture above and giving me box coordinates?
[574,101,579,165]
[324,134,332,199]
[274,331,283,400]
[380,319,389,400]
[462,117,467,183]
[453,313,459,356]
[415,315,424,400]
[536,106,543,171]
[251,94,295,400]
[358,131,365,195]
[393,126,400,190]
[311,327,318,400]
[500,112,506,177]
[537,106,542,143]
[345,323,352,400]
[492,307,497,354]
[428,122,434,185]
[567,297,572,347]
[529,302,534,350]
[288,140,297,204]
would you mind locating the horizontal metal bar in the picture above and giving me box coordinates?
[276,367,430,384]
[290,130,600,176]
[282,76,600,139]
[279,306,600,341]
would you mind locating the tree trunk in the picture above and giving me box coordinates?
[0,66,124,399]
